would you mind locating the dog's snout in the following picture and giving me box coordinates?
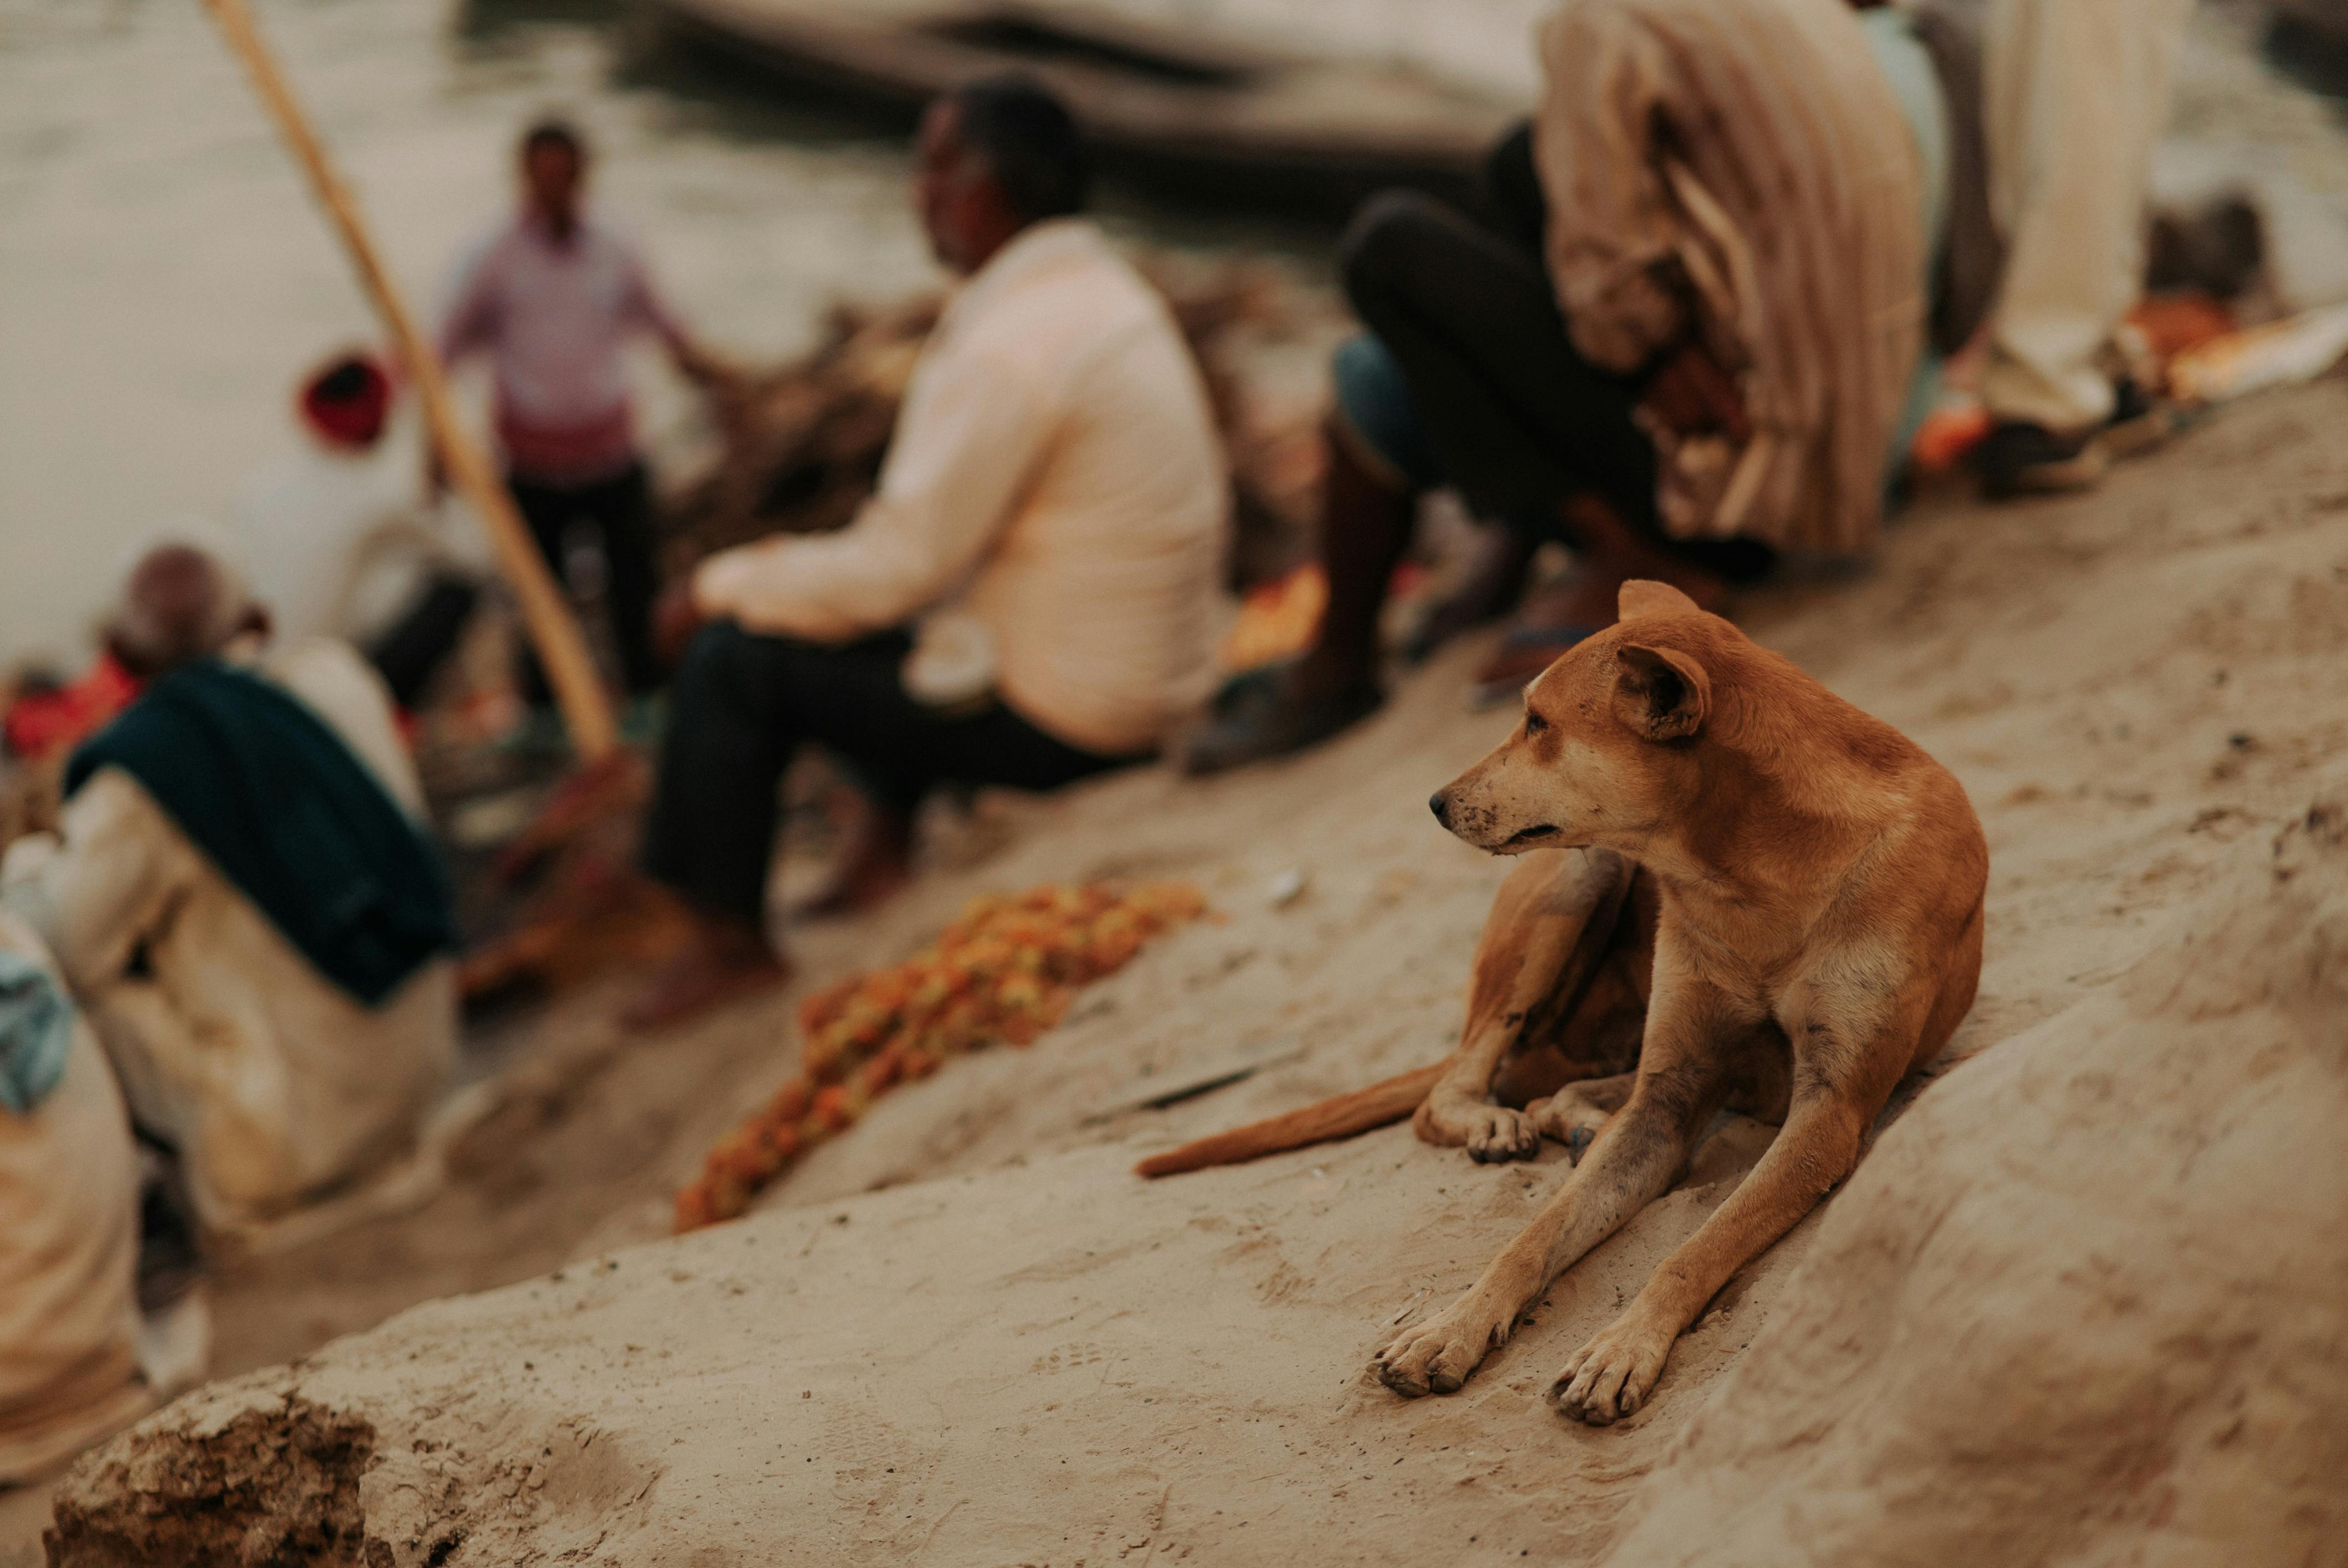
[1429,792,1451,828]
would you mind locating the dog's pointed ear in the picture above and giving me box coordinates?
[1613,643,1710,741]
[1617,580,1705,623]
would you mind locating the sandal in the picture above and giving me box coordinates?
[1180,666,1384,776]
[1468,623,1601,711]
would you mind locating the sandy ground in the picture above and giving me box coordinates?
[12,378,2348,1564]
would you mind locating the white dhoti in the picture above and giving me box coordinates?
[1981,0,2197,434]
[0,915,147,1486]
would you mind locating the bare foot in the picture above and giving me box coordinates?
[1405,526,1538,662]
[1548,493,1733,617]
[1469,574,1624,693]
[793,793,915,921]
[620,918,789,1033]
[1471,551,1729,695]
[796,856,915,920]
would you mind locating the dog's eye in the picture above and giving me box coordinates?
[1523,710,1547,736]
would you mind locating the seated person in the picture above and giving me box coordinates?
[1187,0,1983,772]
[437,117,733,726]
[230,353,487,711]
[1,543,459,1235]
[0,912,148,1484]
[625,76,1227,1030]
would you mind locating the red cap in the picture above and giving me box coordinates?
[299,353,392,448]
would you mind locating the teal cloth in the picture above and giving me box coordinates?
[0,951,74,1115]
[66,659,457,1008]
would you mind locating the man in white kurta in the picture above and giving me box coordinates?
[1,565,457,1236]
[624,79,1226,1028]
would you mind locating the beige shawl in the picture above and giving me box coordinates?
[1535,0,1927,555]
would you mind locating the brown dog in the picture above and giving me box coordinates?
[1140,581,1986,1425]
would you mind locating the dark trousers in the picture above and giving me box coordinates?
[642,623,1135,925]
[364,572,480,711]
[509,462,662,699]
[1340,130,1773,584]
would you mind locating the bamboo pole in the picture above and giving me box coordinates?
[199,0,620,761]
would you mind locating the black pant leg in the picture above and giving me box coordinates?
[365,574,481,709]
[1481,122,1548,257]
[583,463,663,697]
[914,700,1137,796]
[642,623,1133,925]
[641,623,908,924]
[1339,190,1660,532]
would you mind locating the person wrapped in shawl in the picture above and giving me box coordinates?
[1185,0,1981,771]
[1,542,457,1235]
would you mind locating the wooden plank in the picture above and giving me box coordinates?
[201,0,620,762]
[1082,1034,1306,1125]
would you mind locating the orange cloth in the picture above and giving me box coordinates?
[3,654,139,762]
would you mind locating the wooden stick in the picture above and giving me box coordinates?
[199,0,620,761]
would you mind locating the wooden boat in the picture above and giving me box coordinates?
[643,0,1518,209]
[2273,0,2348,40]
[2265,1,2348,96]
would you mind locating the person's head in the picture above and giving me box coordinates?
[298,352,392,451]
[519,117,588,236]
[106,542,268,681]
[914,76,1087,276]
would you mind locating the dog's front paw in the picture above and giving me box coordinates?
[1547,1308,1677,1426]
[1374,1295,1515,1397]
[1418,1100,1543,1164]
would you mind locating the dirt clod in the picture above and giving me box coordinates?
[45,1396,374,1568]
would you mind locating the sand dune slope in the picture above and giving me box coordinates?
[38,385,2348,1566]
[1599,787,2348,1567]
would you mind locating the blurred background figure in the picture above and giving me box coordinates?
[437,118,731,730]
[1186,0,1944,773]
[1974,0,2198,496]
[0,543,457,1236]
[0,912,151,1487]
[229,352,487,711]
[625,76,1227,1031]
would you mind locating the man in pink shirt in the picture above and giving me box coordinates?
[438,119,725,709]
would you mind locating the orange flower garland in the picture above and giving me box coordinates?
[674,880,1206,1230]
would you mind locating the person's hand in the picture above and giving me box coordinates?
[675,341,748,400]
[653,580,707,670]
[1641,343,1749,442]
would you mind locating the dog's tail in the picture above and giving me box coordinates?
[1132,1061,1446,1178]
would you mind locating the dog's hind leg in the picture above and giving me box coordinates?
[1415,848,1631,1164]
[1525,1072,1636,1161]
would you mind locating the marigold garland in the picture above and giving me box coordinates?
[674,880,1207,1230]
